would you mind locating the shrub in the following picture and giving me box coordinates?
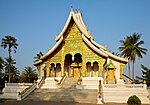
[127,95,141,105]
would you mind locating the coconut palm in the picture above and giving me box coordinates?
[4,57,20,82]
[1,35,18,82]
[1,35,18,57]
[21,66,37,83]
[119,36,131,78]
[4,57,16,81]
[119,33,147,82]
[0,57,4,73]
[34,51,43,62]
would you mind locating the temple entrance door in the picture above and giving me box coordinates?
[73,67,80,78]
[64,54,73,77]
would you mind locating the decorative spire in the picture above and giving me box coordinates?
[77,6,80,13]
[106,60,116,69]
[70,4,73,11]
[54,34,57,39]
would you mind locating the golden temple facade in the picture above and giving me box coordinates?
[34,10,128,84]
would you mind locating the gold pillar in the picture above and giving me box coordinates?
[61,63,64,76]
[82,63,86,77]
[82,50,86,77]
[61,43,64,77]
[99,58,106,77]
[37,66,41,79]
[120,63,125,79]
[46,63,50,77]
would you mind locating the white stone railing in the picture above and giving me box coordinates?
[59,75,66,86]
[54,75,67,88]
[103,84,147,90]
[17,83,37,100]
[1,83,35,100]
[36,77,44,88]
[5,83,33,87]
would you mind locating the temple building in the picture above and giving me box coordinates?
[34,10,128,84]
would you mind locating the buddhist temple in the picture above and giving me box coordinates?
[2,9,149,105]
[34,9,128,84]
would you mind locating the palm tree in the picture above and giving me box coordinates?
[4,56,17,82]
[119,36,131,78]
[136,64,150,86]
[9,65,20,83]
[21,66,37,83]
[1,35,18,82]
[119,33,147,82]
[0,57,4,73]
[34,51,43,62]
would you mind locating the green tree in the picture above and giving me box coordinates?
[119,33,147,82]
[34,51,43,62]
[1,35,18,82]
[119,36,132,78]
[9,65,20,83]
[0,56,4,73]
[136,64,150,86]
[21,66,37,83]
[4,56,20,82]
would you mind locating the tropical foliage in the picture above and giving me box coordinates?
[0,56,4,73]
[4,57,20,83]
[1,35,18,82]
[1,35,18,56]
[136,64,150,87]
[34,51,43,62]
[127,95,141,105]
[119,33,147,82]
[1,36,39,84]
[20,66,38,83]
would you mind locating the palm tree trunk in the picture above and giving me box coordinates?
[132,60,135,83]
[8,48,11,83]
[128,62,130,78]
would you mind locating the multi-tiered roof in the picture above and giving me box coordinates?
[34,10,128,66]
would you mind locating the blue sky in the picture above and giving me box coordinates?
[0,0,150,77]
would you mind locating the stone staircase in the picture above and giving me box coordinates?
[41,77,62,89]
[0,83,32,100]
[61,78,77,89]
[25,78,98,104]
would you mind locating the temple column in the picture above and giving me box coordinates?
[61,44,65,77]
[46,63,50,77]
[120,63,125,79]
[99,58,106,77]
[49,63,51,77]
[82,63,86,77]
[91,63,93,77]
[37,66,41,79]
[61,63,64,76]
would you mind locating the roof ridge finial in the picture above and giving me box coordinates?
[70,4,73,11]
[78,6,80,12]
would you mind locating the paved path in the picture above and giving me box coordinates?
[1,100,150,105]
[0,100,127,105]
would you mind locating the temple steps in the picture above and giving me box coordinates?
[41,77,62,89]
[61,78,77,89]
[25,78,97,104]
